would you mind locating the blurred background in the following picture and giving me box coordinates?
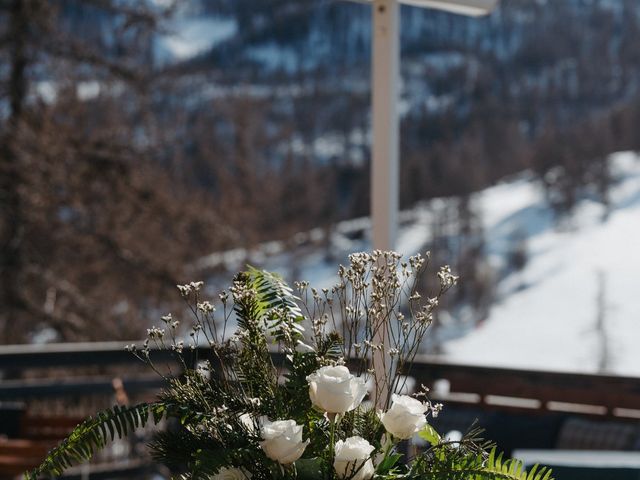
[2,0,639,372]
[1,0,640,476]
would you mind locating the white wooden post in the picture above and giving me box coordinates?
[371,0,399,409]
[360,0,497,410]
[371,0,400,253]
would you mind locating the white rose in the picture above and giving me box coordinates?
[334,436,375,480]
[380,394,428,439]
[239,413,256,433]
[212,467,251,480]
[259,419,309,464]
[306,366,367,414]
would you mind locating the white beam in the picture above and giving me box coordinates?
[398,0,497,16]
[349,0,497,17]
[371,0,399,410]
[371,0,400,253]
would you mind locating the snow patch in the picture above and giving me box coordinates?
[444,151,640,375]
[155,16,237,64]
[247,43,300,73]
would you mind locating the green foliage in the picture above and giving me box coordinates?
[150,428,201,472]
[408,425,553,480]
[296,457,324,480]
[235,267,311,418]
[412,448,553,480]
[232,270,279,405]
[169,444,269,480]
[245,266,305,345]
[25,402,166,479]
[343,406,384,448]
[376,451,403,476]
[148,379,271,478]
[184,446,264,480]
[315,331,344,362]
[26,262,554,480]
[282,351,318,416]
[158,371,232,424]
[418,423,441,446]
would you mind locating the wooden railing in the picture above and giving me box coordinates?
[1,342,639,477]
[0,342,174,400]
[1,342,639,419]
[407,356,640,420]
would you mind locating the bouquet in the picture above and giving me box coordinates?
[28,251,553,480]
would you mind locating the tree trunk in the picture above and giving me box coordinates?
[0,0,29,341]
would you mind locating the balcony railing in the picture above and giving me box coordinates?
[2,342,639,419]
[1,342,640,478]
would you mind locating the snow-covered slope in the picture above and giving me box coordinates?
[197,151,640,376]
[444,151,640,375]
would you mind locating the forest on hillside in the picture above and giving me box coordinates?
[1,0,640,344]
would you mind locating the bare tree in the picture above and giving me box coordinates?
[0,0,226,343]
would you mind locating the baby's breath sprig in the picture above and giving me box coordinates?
[304,250,456,410]
[129,252,456,413]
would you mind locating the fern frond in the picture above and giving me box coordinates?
[25,402,166,480]
[416,448,554,480]
[150,432,262,479]
[245,266,305,344]
[149,428,198,472]
[230,267,306,412]
[230,270,278,405]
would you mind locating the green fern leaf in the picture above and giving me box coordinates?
[24,402,166,480]
[245,266,305,344]
[416,447,554,480]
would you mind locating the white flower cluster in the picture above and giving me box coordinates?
[146,326,165,339]
[177,281,204,297]
[197,301,215,313]
[230,281,257,304]
[248,365,434,480]
[161,313,179,329]
[437,265,459,289]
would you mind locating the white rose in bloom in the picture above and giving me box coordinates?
[212,467,251,480]
[334,436,375,480]
[380,394,428,439]
[260,419,309,464]
[306,366,367,414]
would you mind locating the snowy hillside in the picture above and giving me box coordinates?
[445,151,640,376]
[198,151,640,376]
